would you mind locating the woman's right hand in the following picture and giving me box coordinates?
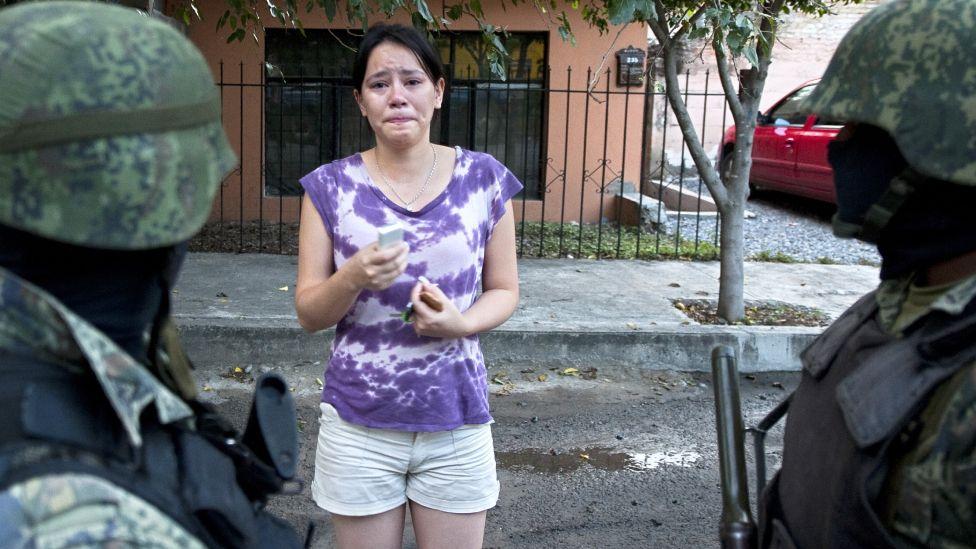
[341,242,409,291]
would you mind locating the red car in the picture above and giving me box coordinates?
[719,80,842,204]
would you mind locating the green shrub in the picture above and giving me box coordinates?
[749,250,797,263]
[515,222,719,261]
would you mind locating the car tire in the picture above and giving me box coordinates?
[719,152,740,186]
[722,152,759,197]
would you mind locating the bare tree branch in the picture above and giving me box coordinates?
[660,45,729,207]
[327,28,358,52]
[652,0,671,44]
[751,0,787,94]
[586,23,629,99]
[712,35,745,122]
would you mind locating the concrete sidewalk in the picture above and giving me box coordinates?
[173,253,879,374]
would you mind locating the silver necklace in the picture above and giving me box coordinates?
[374,144,438,210]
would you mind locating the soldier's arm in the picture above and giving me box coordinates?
[886,362,976,548]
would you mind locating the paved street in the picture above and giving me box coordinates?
[200,365,798,548]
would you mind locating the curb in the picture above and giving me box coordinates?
[176,320,819,375]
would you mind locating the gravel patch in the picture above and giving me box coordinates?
[671,187,881,265]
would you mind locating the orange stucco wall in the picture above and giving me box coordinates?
[177,1,648,225]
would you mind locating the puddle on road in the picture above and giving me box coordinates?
[496,447,701,473]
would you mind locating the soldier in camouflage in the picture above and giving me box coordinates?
[0,2,301,547]
[759,0,976,547]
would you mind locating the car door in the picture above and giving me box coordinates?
[751,84,817,193]
[793,114,842,203]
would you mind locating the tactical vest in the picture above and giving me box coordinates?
[759,291,976,549]
[0,351,304,549]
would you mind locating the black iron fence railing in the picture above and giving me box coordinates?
[191,62,731,260]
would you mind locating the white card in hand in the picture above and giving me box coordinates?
[377,222,404,248]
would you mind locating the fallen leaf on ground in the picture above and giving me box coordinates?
[491,373,511,385]
[537,374,549,382]
[559,367,580,376]
[220,366,252,383]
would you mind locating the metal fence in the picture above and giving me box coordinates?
[192,61,731,260]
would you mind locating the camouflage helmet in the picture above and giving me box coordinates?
[803,0,976,186]
[0,1,237,250]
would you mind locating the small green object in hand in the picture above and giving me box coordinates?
[390,302,415,323]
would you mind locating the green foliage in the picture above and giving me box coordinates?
[180,0,864,79]
[516,222,720,261]
[749,250,797,263]
[606,0,655,25]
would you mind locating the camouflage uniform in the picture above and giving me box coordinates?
[0,3,298,547]
[760,1,976,547]
[0,268,208,547]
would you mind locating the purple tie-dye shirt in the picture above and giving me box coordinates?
[300,147,522,431]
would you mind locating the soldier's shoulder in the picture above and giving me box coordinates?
[1,473,205,548]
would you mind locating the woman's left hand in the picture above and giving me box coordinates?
[409,280,471,338]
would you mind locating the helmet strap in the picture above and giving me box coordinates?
[857,169,920,243]
[0,98,221,153]
[145,243,198,401]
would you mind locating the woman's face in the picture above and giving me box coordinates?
[355,41,444,149]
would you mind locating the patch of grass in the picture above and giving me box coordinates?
[190,220,721,261]
[750,250,797,263]
[816,256,839,265]
[516,221,720,261]
[857,257,881,267]
[674,299,830,327]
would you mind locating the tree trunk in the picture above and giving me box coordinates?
[717,191,746,321]
[718,99,758,322]
[646,0,788,323]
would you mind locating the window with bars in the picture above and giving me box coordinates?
[263,28,547,198]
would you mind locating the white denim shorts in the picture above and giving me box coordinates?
[311,402,499,517]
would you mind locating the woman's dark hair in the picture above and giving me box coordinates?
[352,24,445,92]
